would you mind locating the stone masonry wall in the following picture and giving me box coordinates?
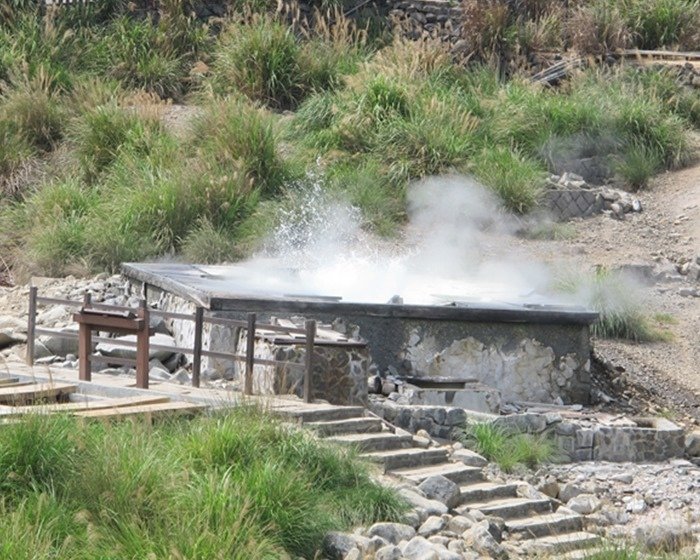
[236,336,370,406]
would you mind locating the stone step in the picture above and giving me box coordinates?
[362,447,449,470]
[327,432,414,452]
[506,512,584,539]
[275,405,366,423]
[389,462,485,485]
[458,482,519,505]
[305,416,384,436]
[458,497,552,520]
[525,531,601,554]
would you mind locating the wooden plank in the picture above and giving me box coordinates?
[0,395,172,416]
[0,377,20,386]
[0,380,36,388]
[74,401,206,419]
[0,382,77,404]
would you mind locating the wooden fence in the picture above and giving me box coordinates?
[26,286,318,402]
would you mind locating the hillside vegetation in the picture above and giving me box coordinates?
[0,0,698,276]
[0,409,406,559]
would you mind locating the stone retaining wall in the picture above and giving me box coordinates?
[370,398,687,462]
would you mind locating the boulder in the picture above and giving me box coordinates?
[446,515,473,533]
[367,522,416,545]
[402,536,439,560]
[462,520,507,559]
[418,515,446,537]
[451,448,487,467]
[38,325,79,357]
[96,333,177,362]
[324,532,365,560]
[567,494,601,515]
[398,488,449,516]
[0,329,25,349]
[375,545,402,560]
[418,475,460,508]
[685,431,700,457]
[559,482,586,503]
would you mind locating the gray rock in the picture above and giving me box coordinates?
[343,548,361,560]
[324,532,361,560]
[436,548,463,560]
[418,475,460,508]
[537,478,560,499]
[375,544,402,560]
[367,522,416,544]
[635,520,693,552]
[418,515,446,537]
[559,482,586,503]
[626,498,646,514]
[446,515,473,533]
[685,431,700,457]
[567,494,601,515]
[96,333,176,362]
[398,488,449,516]
[451,448,487,467]
[402,536,439,560]
[169,368,192,385]
[610,473,633,484]
[38,325,79,356]
[462,521,507,559]
[0,328,25,349]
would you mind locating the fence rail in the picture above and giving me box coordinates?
[26,287,317,402]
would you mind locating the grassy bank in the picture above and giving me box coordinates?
[0,1,698,276]
[0,409,406,559]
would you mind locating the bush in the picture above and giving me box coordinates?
[470,145,544,213]
[460,422,556,472]
[614,141,663,190]
[180,218,243,263]
[0,79,65,151]
[191,97,289,194]
[619,0,700,49]
[555,267,671,342]
[567,0,631,55]
[71,104,172,180]
[0,410,407,558]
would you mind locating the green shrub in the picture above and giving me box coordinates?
[23,178,97,274]
[71,104,172,180]
[0,79,65,151]
[0,120,33,179]
[460,422,556,472]
[470,145,544,213]
[191,97,289,194]
[620,0,700,49]
[87,16,192,99]
[567,0,631,55]
[180,218,243,263]
[615,141,663,190]
[555,267,670,342]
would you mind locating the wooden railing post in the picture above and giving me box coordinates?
[192,307,203,388]
[26,286,37,366]
[303,319,316,404]
[135,299,149,389]
[244,313,256,396]
[78,292,93,382]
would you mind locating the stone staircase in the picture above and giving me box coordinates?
[276,404,602,559]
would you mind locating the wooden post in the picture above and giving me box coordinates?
[244,313,256,396]
[136,300,149,389]
[192,307,203,388]
[303,319,316,404]
[26,286,37,366]
[78,292,93,382]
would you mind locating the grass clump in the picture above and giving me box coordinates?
[180,218,243,263]
[460,422,556,472]
[0,409,407,559]
[556,266,672,342]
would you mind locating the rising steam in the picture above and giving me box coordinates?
[199,174,566,306]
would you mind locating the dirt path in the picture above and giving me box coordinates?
[516,154,700,422]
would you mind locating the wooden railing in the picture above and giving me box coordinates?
[26,287,318,402]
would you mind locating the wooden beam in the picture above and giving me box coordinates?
[0,395,171,416]
[73,400,206,419]
[0,382,77,404]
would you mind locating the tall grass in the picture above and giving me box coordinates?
[460,422,556,472]
[555,267,672,342]
[0,409,406,559]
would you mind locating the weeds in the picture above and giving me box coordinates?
[0,410,406,559]
[556,266,671,342]
[460,422,556,472]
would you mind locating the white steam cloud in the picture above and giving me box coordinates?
[197,174,569,307]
